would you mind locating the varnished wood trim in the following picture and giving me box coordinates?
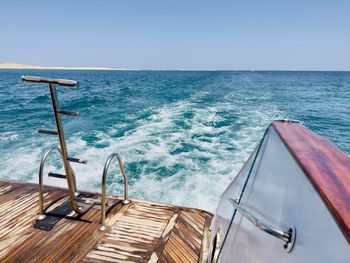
[272,120,350,241]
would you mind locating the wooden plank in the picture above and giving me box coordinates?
[85,203,176,262]
[186,212,205,227]
[176,221,201,249]
[0,179,213,262]
[173,224,200,256]
[158,255,168,263]
[168,237,192,263]
[170,233,198,262]
[164,242,184,263]
[149,211,179,262]
[0,188,65,260]
[199,214,213,263]
[178,214,203,239]
[161,249,176,263]
[180,212,204,234]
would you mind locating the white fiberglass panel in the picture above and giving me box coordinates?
[216,127,350,263]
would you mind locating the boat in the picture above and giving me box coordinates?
[0,76,348,262]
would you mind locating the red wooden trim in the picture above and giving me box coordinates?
[272,120,350,241]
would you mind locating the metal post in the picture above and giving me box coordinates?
[48,83,82,214]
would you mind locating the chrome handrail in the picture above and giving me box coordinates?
[37,147,78,220]
[228,198,296,252]
[98,153,131,231]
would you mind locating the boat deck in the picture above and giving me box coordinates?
[0,180,212,263]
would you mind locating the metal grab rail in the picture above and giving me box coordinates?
[22,75,78,87]
[228,198,296,252]
[98,153,131,231]
[37,147,79,220]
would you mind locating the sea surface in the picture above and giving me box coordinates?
[0,70,349,212]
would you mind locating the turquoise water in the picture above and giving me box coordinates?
[0,70,349,211]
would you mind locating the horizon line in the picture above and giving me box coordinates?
[0,63,349,72]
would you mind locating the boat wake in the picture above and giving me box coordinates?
[0,89,283,212]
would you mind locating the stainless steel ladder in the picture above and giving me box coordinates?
[22,76,130,228]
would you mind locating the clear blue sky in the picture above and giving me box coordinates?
[0,0,349,70]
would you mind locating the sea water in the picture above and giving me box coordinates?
[0,70,349,211]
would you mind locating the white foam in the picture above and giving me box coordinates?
[0,92,283,212]
[0,131,20,144]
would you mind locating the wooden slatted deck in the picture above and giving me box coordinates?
[0,180,212,262]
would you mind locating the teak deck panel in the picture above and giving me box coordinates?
[0,180,212,262]
[273,120,350,241]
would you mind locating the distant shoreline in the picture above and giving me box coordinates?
[0,63,349,72]
[0,63,130,71]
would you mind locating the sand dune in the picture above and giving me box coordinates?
[0,63,129,70]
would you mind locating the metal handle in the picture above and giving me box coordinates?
[22,75,78,87]
[37,147,79,220]
[98,153,131,231]
[228,198,296,252]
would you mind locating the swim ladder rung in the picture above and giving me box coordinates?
[38,129,58,136]
[67,157,87,164]
[48,172,67,179]
[58,110,80,116]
